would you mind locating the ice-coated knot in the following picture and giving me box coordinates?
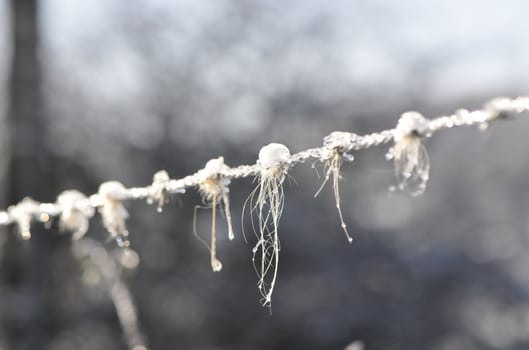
[148,170,171,211]
[394,111,430,141]
[258,143,291,171]
[198,157,232,199]
[8,198,39,240]
[198,157,230,182]
[323,131,357,151]
[98,181,128,201]
[484,97,514,120]
[57,190,95,240]
[322,131,357,162]
[58,190,94,217]
[97,181,130,247]
[152,170,170,187]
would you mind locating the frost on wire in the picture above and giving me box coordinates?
[0,96,526,309]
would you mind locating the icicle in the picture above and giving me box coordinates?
[249,143,290,307]
[8,198,39,240]
[57,190,95,240]
[387,111,430,196]
[316,131,357,243]
[148,170,170,213]
[195,157,234,272]
[98,181,130,247]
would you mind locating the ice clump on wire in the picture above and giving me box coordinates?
[387,111,430,196]
[315,131,357,243]
[57,190,95,240]
[97,181,131,247]
[7,198,39,240]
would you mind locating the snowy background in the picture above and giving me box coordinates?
[1,0,529,349]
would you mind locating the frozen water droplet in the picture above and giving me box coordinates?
[212,259,223,272]
[156,206,163,213]
[385,150,394,160]
[342,153,354,162]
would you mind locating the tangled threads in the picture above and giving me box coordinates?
[0,95,524,311]
[196,157,235,272]
[250,143,291,307]
[387,111,431,196]
[316,131,357,243]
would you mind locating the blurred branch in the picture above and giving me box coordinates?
[72,238,147,350]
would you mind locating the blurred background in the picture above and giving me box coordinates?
[1,0,529,349]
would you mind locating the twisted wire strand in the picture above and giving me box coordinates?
[1,96,527,238]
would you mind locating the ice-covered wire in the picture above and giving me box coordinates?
[0,95,525,254]
[0,96,529,239]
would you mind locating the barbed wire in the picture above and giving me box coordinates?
[1,96,528,309]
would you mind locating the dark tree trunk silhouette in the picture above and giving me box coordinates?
[6,0,50,348]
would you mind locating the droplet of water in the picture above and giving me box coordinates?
[212,259,223,272]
